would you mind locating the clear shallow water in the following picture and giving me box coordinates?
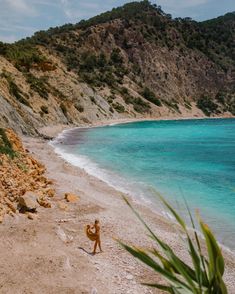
[53,119,235,250]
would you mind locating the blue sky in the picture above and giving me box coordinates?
[0,0,234,43]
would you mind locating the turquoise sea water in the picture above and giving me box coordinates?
[53,119,235,250]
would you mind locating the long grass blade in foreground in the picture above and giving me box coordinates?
[118,196,227,294]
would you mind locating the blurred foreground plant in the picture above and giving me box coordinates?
[119,195,227,293]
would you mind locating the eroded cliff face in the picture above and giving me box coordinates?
[0,1,234,134]
[0,128,54,222]
[0,48,204,136]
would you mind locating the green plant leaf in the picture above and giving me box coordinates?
[142,283,174,293]
[118,241,191,290]
[120,195,227,293]
[154,191,187,231]
[200,221,225,281]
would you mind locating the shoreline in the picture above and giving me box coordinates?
[50,119,235,255]
[2,118,233,293]
[29,126,235,292]
[39,115,235,139]
[52,140,235,258]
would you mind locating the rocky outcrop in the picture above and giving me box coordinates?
[18,192,39,212]
[0,129,54,222]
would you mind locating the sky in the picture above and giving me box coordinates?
[0,0,234,43]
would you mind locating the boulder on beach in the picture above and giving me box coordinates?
[18,192,39,212]
[64,193,79,203]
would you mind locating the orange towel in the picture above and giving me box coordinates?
[85,225,98,241]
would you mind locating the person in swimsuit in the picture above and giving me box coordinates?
[85,220,102,254]
[92,219,102,254]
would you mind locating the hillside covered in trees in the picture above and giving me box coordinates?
[0,1,234,134]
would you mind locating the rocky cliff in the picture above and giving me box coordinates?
[0,1,234,134]
[0,128,54,222]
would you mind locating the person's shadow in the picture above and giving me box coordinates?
[78,247,101,256]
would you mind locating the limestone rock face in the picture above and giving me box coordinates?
[0,128,53,222]
[19,192,39,212]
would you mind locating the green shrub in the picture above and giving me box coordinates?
[197,96,218,116]
[40,105,48,114]
[80,52,97,71]
[228,100,235,115]
[184,101,192,110]
[75,102,84,112]
[112,102,125,113]
[2,72,30,107]
[133,97,151,113]
[123,95,151,113]
[0,42,45,71]
[0,128,16,158]
[110,48,123,64]
[51,86,66,100]
[119,194,227,293]
[215,92,226,105]
[25,73,49,99]
[120,87,129,95]
[141,87,162,106]
[90,96,96,104]
[101,72,116,87]
[107,95,115,103]
[109,106,114,113]
[9,80,31,107]
[60,103,67,116]
[163,99,181,113]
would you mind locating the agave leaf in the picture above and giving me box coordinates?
[121,196,227,293]
[123,196,198,290]
[214,262,228,294]
[184,200,209,286]
[142,283,192,294]
[150,248,179,274]
[142,282,174,293]
[118,240,192,290]
[163,247,199,292]
[154,191,187,231]
[187,235,204,288]
[200,221,225,283]
[122,196,172,250]
[154,239,198,284]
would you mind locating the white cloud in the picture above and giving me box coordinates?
[59,0,92,21]
[60,0,73,19]
[5,0,37,15]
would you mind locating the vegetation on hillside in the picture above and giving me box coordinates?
[1,71,31,107]
[0,42,45,71]
[197,96,219,116]
[0,1,234,119]
[0,128,16,158]
[25,73,49,100]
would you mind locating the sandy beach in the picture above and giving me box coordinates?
[0,121,235,294]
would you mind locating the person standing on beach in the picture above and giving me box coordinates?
[85,219,102,254]
[92,219,102,254]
